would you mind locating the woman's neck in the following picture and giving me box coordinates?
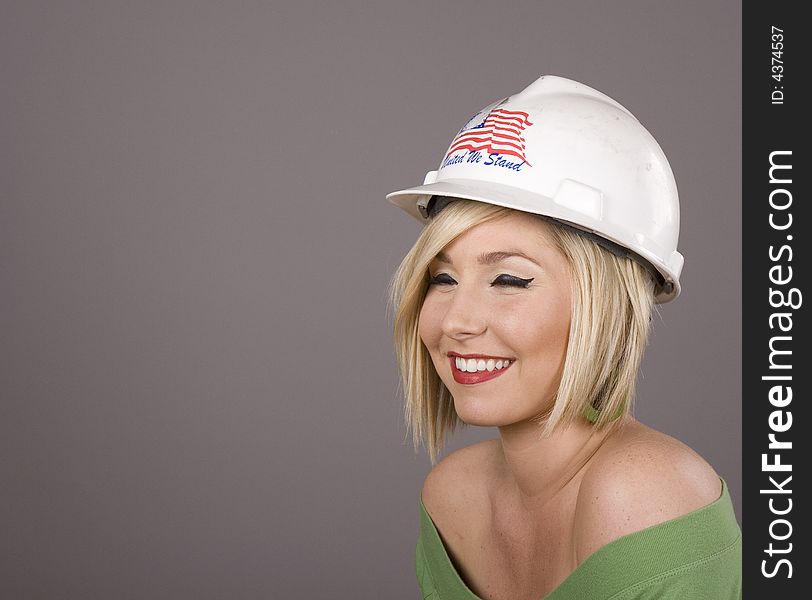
[495,417,617,512]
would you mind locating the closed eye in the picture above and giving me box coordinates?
[427,273,455,286]
[427,273,534,288]
[493,274,534,288]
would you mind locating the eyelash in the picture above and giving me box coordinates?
[427,273,534,288]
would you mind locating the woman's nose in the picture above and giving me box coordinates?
[440,284,488,339]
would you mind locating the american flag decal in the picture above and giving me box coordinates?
[444,107,535,166]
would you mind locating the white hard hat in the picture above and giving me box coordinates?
[386,75,684,303]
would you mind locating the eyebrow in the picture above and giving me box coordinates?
[435,249,542,268]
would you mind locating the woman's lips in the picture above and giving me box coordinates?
[449,356,513,385]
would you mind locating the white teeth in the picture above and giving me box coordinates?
[454,357,512,372]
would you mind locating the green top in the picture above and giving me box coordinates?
[416,478,741,599]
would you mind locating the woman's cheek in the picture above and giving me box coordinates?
[417,301,442,348]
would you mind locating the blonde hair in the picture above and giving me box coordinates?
[387,199,657,465]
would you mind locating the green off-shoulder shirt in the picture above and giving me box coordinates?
[416,478,741,599]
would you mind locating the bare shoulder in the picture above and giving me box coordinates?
[420,439,501,531]
[573,421,722,563]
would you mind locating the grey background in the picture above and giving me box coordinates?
[1,1,741,598]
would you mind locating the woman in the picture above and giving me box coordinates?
[386,76,741,599]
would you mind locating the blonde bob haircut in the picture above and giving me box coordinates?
[387,198,658,465]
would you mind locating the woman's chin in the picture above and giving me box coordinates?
[453,399,513,427]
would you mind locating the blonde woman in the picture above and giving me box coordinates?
[387,76,741,599]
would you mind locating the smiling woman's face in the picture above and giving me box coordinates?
[418,211,572,427]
